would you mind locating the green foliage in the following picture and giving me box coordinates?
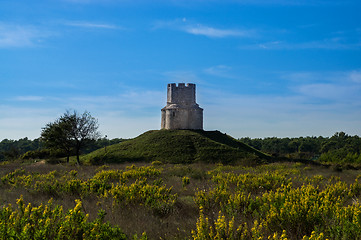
[168,165,209,180]
[3,162,361,239]
[192,164,361,240]
[182,176,190,188]
[240,136,324,156]
[151,160,163,166]
[132,232,148,240]
[108,178,177,216]
[82,138,125,154]
[0,138,42,161]
[0,164,178,237]
[0,197,126,240]
[0,137,123,163]
[1,165,172,214]
[41,110,101,164]
[240,132,361,165]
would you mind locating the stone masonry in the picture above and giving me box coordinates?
[161,83,203,130]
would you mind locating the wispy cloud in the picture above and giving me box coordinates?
[204,65,237,79]
[202,87,361,138]
[0,20,121,48]
[200,69,361,137]
[283,70,361,104]
[242,35,361,50]
[153,18,257,39]
[295,83,357,100]
[14,96,45,102]
[61,0,346,6]
[237,26,361,50]
[61,0,109,3]
[0,106,63,140]
[64,21,120,29]
[183,24,253,38]
[68,90,163,112]
[349,70,361,83]
[283,70,361,83]
[0,88,164,140]
[231,0,346,6]
[0,23,52,48]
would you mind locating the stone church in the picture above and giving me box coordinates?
[161,83,203,130]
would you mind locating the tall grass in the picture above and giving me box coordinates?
[1,161,361,239]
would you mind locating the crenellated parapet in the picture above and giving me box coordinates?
[167,83,196,106]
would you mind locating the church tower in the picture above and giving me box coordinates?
[161,83,203,130]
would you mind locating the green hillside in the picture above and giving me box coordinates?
[83,130,271,165]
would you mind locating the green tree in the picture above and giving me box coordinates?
[41,110,100,164]
[62,110,101,164]
[41,117,73,162]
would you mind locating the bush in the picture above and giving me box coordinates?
[22,149,51,159]
[0,197,126,240]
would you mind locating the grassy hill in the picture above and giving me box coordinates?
[83,130,271,165]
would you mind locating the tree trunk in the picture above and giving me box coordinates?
[76,148,80,165]
[75,142,81,165]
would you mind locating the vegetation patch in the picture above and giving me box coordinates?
[0,197,126,240]
[1,161,361,239]
[83,130,270,165]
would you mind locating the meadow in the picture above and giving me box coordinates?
[1,160,361,239]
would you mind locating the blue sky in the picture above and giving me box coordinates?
[1,0,361,140]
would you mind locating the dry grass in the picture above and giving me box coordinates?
[0,161,211,239]
[2,160,361,239]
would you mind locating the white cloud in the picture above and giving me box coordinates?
[283,70,361,83]
[0,106,63,140]
[62,0,93,2]
[242,36,361,50]
[349,70,361,83]
[153,19,257,39]
[0,19,121,49]
[64,21,120,29]
[2,70,361,140]
[281,72,321,82]
[0,105,158,140]
[0,89,163,140]
[61,0,111,3]
[183,24,252,38]
[295,83,356,100]
[69,90,163,106]
[61,0,345,5]
[204,65,236,79]
[98,114,159,139]
[282,70,361,103]
[0,23,52,48]
[14,96,45,102]
[201,69,361,137]
[202,88,361,138]
[238,27,361,50]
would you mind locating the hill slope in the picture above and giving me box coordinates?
[83,130,271,164]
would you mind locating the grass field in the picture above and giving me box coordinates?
[1,160,361,239]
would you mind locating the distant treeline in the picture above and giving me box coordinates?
[239,132,361,164]
[0,137,124,161]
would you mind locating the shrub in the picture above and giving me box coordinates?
[182,176,190,188]
[0,196,126,240]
